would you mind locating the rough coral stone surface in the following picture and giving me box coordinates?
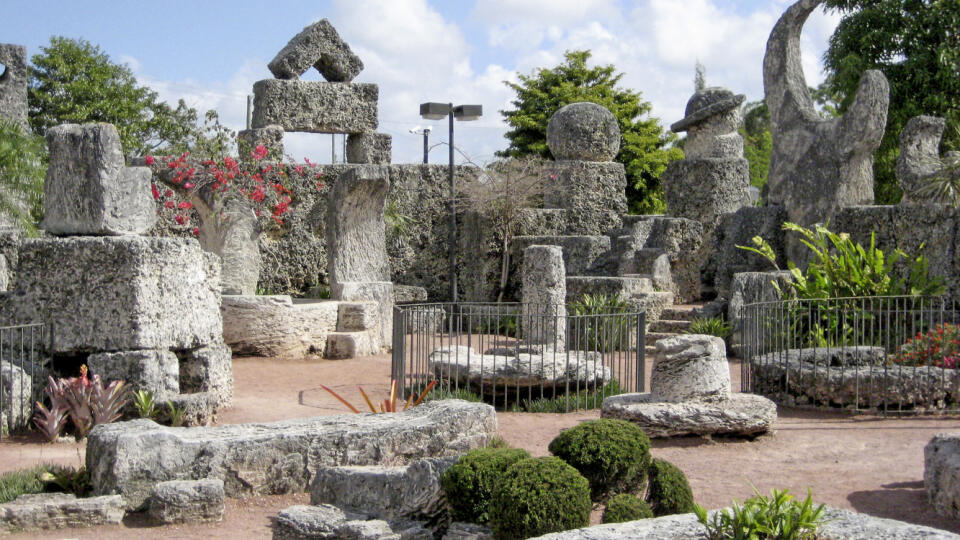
[521,245,566,351]
[547,102,621,162]
[85,400,497,510]
[897,115,951,203]
[927,433,960,519]
[709,206,786,297]
[0,493,125,534]
[148,478,225,524]
[601,392,776,438]
[0,360,31,432]
[347,132,392,164]
[43,123,156,236]
[652,335,730,403]
[663,158,750,231]
[763,0,888,262]
[268,19,364,82]
[2,236,222,353]
[178,340,234,407]
[0,43,29,130]
[543,161,626,236]
[331,281,393,351]
[252,80,378,133]
[727,270,793,355]
[222,295,340,357]
[327,165,391,285]
[238,125,285,161]
[87,349,180,400]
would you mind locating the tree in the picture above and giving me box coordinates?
[498,50,682,214]
[28,36,223,159]
[0,119,45,233]
[694,61,707,92]
[740,101,772,193]
[822,0,960,204]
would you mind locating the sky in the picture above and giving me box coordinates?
[2,0,841,165]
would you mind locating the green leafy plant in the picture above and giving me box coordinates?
[488,456,591,540]
[133,389,158,419]
[441,447,532,524]
[568,293,632,351]
[603,493,654,524]
[736,235,779,270]
[548,418,651,501]
[0,466,49,504]
[40,465,91,498]
[514,380,624,413]
[647,458,695,516]
[0,119,45,234]
[167,400,187,427]
[688,316,731,340]
[694,487,826,540]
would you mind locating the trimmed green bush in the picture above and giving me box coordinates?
[646,458,695,516]
[548,418,651,500]
[441,447,531,523]
[489,457,591,540]
[603,493,654,524]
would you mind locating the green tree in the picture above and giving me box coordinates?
[498,50,682,214]
[822,0,960,204]
[0,119,45,234]
[28,36,226,159]
[740,100,772,192]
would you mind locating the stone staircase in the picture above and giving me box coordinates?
[644,303,705,357]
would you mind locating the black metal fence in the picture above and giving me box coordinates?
[740,296,960,413]
[391,303,645,412]
[0,323,45,438]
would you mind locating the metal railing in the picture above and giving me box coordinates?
[0,323,45,438]
[740,296,960,414]
[391,303,645,412]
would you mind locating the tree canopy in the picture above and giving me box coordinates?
[498,50,682,214]
[822,0,960,203]
[28,36,231,159]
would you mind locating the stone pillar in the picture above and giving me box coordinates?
[521,245,566,352]
[651,335,730,403]
[897,115,957,204]
[237,124,284,162]
[0,44,28,131]
[347,132,391,164]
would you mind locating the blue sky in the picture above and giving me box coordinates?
[2,0,840,165]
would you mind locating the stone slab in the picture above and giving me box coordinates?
[87,349,179,399]
[221,295,340,358]
[86,400,497,509]
[0,493,124,534]
[601,392,776,438]
[268,19,364,82]
[252,80,378,133]
[178,341,234,407]
[149,478,225,524]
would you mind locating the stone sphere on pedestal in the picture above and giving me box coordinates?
[546,102,620,162]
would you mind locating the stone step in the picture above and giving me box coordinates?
[649,319,691,333]
[566,275,654,299]
[660,304,709,321]
[325,331,375,359]
[645,331,678,346]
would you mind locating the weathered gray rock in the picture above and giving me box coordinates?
[274,504,358,540]
[2,236,222,353]
[727,271,793,355]
[663,158,751,230]
[0,493,125,534]
[87,349,179,399]
[710,206,787,297]
[511,236,610,278]
[238,125,285,162]
[348,132,392,165]
[601,392,776,438]
[817,506,960,540]
[252,80,378,133]
[543,161,626,236]
[332,281,393,352]
[337,519,401,539]
[521,245,566,351]
[86,400,497,509]
[652,335,730,403]
[624,215,703,304]
[925,432,960,519]
[443,522,495,540]
[327,165,391,285]
[763,0,888,262]
[149,478,224,524]
[178,341,234,407]
[164,391,218,427]
[216,203,261,295]
[0,360,31,432]
[43,123,156,236]
[897,115,955,203]
[310,457,456,523]
[546,102,620,162]
[428,346,610,394]
[0,44,29,131]
[221,295,340,357]
[268,19,364,82]
[393,285,428,304]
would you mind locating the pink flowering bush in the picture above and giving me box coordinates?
[891,323,960,368]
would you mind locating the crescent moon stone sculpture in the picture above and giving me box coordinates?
[763,0,889,258]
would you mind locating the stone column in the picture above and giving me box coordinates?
[0,44,28,131]
[521,245,566,352]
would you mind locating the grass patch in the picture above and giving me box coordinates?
[0,465,49,504]
[419,380,624,413]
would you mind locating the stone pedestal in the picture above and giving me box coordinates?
[521,245,566,351]
[542,161,626,236]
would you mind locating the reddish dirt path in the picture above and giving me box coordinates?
[2,353,960,538]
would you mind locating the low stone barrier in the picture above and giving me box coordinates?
[0,493,125,534]
[86,400,497,510]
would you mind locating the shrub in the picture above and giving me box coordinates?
[892,323,960,368]
[488,457,591,540]
[695,487,825,540]
[687,316,731,340]
[603,493,654,524]
[568,294,632,351]
[548,418,651,500]
[441,447,531,524]
[646,458,695,516]
[0,466,48,504]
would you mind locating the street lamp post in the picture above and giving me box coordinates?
[419,102,482,303]
[409,126,432,163]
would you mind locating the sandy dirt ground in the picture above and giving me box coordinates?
[2,353,960,539]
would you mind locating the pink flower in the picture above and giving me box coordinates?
[192,227,199,236]
[165,189,173,198]
[164,201,175,209]
[151,184,160,200]
[252,145,269,160]
[184,182,195,189]
[174,214,187,225]
[145,155,155,166]
[178,201,193,210]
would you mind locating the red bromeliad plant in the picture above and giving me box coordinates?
[32,365,131,442]
[321,380,437,414]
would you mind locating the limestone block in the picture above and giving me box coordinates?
[309,457,456,522]
[0,44,28,130]
[87,349,179,399]
[511,235,610,277]
[178,341,233,407]
[268,19,364,82]
[0,493,125,534]
[5,237,222,353]
[325,331,376,359]
[685,131,744,160]
[327,166,391,284]
[337,519,401,539]
[85,400,497,509]
[710,206,786,297]
[221,295,340,358]
[663,158,750,231]
[43,123,156,235]
[217,205,261,296]
[238,125,285,161]
[274,504,356,540]
[601,392,776,438]
[897,116,948,202]
[347,132,392,164]
[0,255,7,291]
[546,102,620,162]
[337,302,380,332]
[252,80,378,133]
[393,285,428,304]
[521,245,566,351]
[543,161,626,236]
[0,361,31,432]
[727,271,794,355]
[651,335,730,403]
[164,392,218,427]
[148,478,224,524]
[763,0,888,261]
[925,433,960,519]
[332,282,393,351]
